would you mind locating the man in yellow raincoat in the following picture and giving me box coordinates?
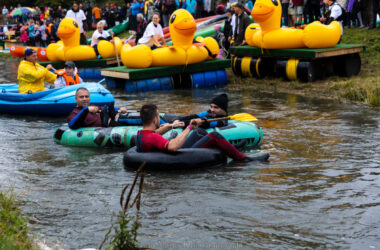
[17,48,57,93]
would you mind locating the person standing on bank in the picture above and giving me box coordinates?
[66,2,88,45]
[231,3,252,46]
[320,0,344,36]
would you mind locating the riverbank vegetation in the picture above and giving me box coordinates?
[100,164,145,250]
[0,189,37,249]
[229,28,380,106]
[334,28,380,106]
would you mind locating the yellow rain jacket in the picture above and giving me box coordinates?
[17,60,57,93]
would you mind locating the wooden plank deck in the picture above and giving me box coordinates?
[229,44,365,59]
[101,59,231,80]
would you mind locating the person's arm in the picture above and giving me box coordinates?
[44,69,57,84]
[167,119,199,152]
[167,126,192,152]
[161,36,167,45]
[68,107,90,129]
[152,34,161,46]
[177,112,202,125]
[68,106,99,129]
[19,63,49,83]
[97,36,112,41]
[155,120,184,135]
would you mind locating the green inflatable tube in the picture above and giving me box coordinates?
[54,120,263,149]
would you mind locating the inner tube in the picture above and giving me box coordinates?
[123,146,227,171]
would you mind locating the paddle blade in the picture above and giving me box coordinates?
[229,113,258,122]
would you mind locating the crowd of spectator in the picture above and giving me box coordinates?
[281,0,379,28]
[0,0,378,49]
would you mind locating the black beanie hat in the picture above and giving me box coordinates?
[211,94,228,112]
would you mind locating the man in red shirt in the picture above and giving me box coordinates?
[136,104,258,162]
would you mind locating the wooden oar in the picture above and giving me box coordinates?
[206,113,258,122]
[111,32,121,67]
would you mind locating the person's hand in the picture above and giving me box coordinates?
[46,64,54,71]
[130,30,136,35]
[88,106,99,113]
[119,107,127,113]
[242,40,247,45]
[228,36,231,42]
[111,30,114,36]
[83,31,87,36]
[320,17,326,22]
[172,120,185,128]
[189,118,201,129]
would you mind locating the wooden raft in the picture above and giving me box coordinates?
[229,44,365,59]
[100,59,231,81]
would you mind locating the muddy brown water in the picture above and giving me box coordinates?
[0,60,379,249]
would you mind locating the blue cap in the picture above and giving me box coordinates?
[24,48,36,57]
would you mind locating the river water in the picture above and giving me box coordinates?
[1,59,380,249]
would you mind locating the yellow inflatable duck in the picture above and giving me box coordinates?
[46,17,122,61]
[120,9,219,68]
[245,0,341,49]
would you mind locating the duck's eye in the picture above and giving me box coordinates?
[73,21,78,28]
[170,14,176,24]
[271,0,278,6]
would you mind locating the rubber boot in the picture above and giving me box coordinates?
[101,106,109,127]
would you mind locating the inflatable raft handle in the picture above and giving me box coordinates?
[97,78,106,84]
[97,88,108,96]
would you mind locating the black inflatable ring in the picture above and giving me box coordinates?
[123,147,227,171]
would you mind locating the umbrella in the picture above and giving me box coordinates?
[8,7,36,17]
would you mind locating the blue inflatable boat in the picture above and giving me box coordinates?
[0,81,114,116]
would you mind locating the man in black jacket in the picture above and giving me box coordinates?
[162,0,177,27]
[223,8,233,52]
[231,3,252,46]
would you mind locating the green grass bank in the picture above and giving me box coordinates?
[0,189,37,249]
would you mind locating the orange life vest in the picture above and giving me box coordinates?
[55,69,80,86]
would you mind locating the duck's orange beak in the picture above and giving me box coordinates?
[251,2,275,22]
[57,25,76,39]
[173,18,196,35]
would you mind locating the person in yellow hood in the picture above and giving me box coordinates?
[17,48,57,93]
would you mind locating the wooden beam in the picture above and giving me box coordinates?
[101,70,130,79]
[315,46,364,58]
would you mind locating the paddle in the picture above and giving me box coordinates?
[205,113,258,122]
[95,111,258,122]
[111,32,121,67]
